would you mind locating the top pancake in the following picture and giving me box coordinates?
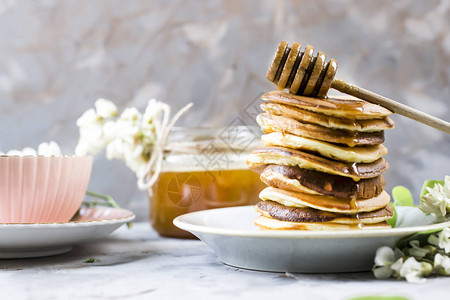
[261,102,395,132]
[262,90,393,120]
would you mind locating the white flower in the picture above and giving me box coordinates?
[105,139,125,161]
[38,141,61,156]
[95,98,118,119]
[434,253,450,275]
[116,121,140,143]
[76,108,99,127]
[142,99,158,123]
[75,97,192,190]
[428,228,450,253]
[105,117,145,174]
[119,107,141,124]
[419,176,450,220]
[373,246,404,279]
[6,147,37,156]
[6,150,24,156]
[102,121,119,141]
[75,107,109,156]
[123,143,146,173]
[74,141,89,157]
[445,175,450,196]
[143,99,167,125]
[141,100,161,143]
[105,112,142,170]
[390,257,403,273]
[2,142,62,157]
[75,125,106,155]
[19,147,37,156]
[408,240,435,259]
[399,257,432,283]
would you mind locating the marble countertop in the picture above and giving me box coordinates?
[1,222,448,300]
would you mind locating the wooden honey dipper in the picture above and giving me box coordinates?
[267,41,450,134]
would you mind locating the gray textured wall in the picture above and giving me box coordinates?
[0,0,449,220]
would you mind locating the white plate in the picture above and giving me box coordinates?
[174,205,449,273]
[0,206,135,259]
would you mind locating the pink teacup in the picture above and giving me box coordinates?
[0,156,93,223]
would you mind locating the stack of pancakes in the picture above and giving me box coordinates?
[246,90,395,230]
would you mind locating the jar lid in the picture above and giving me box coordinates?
[161,126,262,172]
[164,126,262,154]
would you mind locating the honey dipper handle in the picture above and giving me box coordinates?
[331,78,450,134]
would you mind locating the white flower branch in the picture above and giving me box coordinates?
[75,98,193,190]
[373,177,450,282]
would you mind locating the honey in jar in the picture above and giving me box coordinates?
[149,126,265,238]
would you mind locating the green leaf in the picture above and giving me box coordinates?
[389,186,415,228]
[348,296,410,300]
[387,204,397,228]
[388,186,413,228]
[392,186,415,207]
[84,258,101,263]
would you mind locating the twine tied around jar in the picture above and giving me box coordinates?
[137,102,194,191]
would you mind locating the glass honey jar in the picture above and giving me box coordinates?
[149,126,265,238]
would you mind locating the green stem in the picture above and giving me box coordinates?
[85,190,121,209]
[421,258,434,265]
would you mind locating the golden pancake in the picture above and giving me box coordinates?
[262,90,392,120]
[260,165,386,199]
[246,147,389,181]
[254,215,391,231]
[257,113,385,147]
[259,187,391,214]
[256,201,394,224]
[261,102,395,132]
[261,132,387,163]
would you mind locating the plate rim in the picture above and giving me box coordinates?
[0,206,135,229]
[174,205,450,239]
